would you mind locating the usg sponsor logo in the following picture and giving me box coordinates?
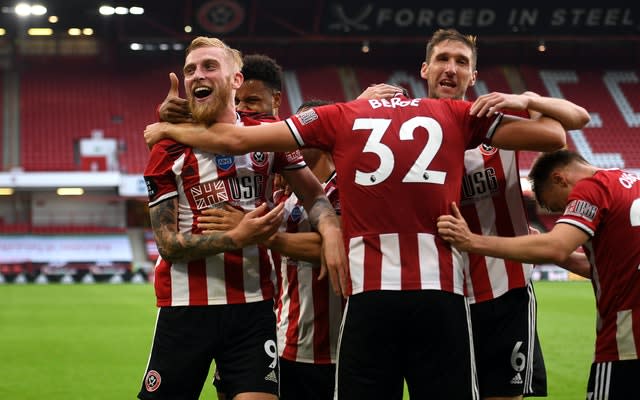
[564,199,597,222]
[297,109,318,125]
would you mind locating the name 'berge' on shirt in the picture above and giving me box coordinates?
[369,98,421,109]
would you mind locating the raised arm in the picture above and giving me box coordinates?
[150,199,284,262]
[144,121,298,154]
[471,91,590,131]
[437,202,588,265]
[471,91,590,152]
[521,91,590,130]
[489,115,566,152]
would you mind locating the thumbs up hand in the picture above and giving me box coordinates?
[157,72,193,123]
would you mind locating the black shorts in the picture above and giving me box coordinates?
[212,367,225,396]
[336,290,477,400]
[137,300,278,400]
[470,284,547,398]
[587,359,640,399]
[279,357,335,400]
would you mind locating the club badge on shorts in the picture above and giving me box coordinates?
[478,143,498,156]
[145,370,162,392]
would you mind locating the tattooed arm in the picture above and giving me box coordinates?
[283,167,348,297]
[150,198,284,263]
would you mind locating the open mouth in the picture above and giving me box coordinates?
[193,86,213,99]
[439,79,456,88]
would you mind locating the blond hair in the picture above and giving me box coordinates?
[185,36,243,72]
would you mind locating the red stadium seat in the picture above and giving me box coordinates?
[19,63,176,173]
[15,63,640,173]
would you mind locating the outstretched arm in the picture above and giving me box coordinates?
[151,200,284,262]
[437,202,588,265]
[556,251,591,279]
[144,121,298,154]
[529,225,592,279]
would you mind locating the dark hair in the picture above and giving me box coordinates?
[241,54,282,92]
[425,28,478,69]
[529,149,589,206]
[296,99,333,113]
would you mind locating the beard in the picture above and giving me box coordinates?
[189,76,233,126]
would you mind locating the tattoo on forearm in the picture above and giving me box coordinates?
[308,197,339,232]
[152,199,177,230]
[150,199,238,262]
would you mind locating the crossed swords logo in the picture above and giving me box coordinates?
[329,4,373,32]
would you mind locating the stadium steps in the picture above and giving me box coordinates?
[126,227,153,270]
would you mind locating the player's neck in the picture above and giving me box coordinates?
[216,106,240,124]
[573,163,599,181]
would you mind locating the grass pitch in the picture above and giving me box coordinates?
[534,280,595,400]
[0,281,594,399]
[0,284,158,399]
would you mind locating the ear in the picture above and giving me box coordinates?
[232,71,244,90]
[468,70,478,88]
[272,90,282,110]
[419,62,428,80]
[551,171,567,187]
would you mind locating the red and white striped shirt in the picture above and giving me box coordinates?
[276,172,343,364]
[144,114,305,306]
[556,169,640,362]
[459,146,533,303]
[286,97,501,296]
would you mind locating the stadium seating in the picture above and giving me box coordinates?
[281,66,347,115]
[19,62,177,173]
[519,66,640,170]
[15,64,640,173]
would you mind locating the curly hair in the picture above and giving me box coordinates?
[241,54,283,92]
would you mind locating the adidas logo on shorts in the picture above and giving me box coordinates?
[510,372,523,385]
[264,370,278,383]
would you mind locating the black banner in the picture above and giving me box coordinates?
[321,3,639,36]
